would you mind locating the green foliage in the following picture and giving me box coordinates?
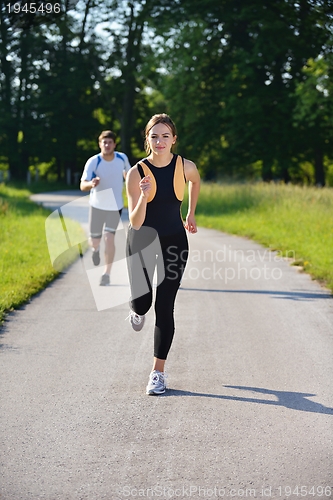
[1,0,333,184]
[153,0,333,183]
[0,1,106,181]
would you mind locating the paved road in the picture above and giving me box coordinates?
[1,191,332,500]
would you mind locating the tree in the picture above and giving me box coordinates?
[293,57,333,185]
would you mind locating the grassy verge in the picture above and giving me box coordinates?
[0,183,87,324]
[182,182,333,292]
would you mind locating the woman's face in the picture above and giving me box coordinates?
[146,123,176,155]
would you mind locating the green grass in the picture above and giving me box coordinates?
[0,183,87,323]
[183,182,333,292]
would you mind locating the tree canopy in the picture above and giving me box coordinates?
[1,0,333,184]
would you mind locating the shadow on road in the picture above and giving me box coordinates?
[179,287,332,301]
[166,385,333,415]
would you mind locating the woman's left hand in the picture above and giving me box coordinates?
[184,214,197,233]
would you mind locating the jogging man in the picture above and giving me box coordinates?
[80,130,131,286]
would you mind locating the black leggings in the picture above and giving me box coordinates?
[126,226,188,360]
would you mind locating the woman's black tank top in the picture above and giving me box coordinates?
[137,154,185,237]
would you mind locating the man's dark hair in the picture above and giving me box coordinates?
[98,130,116,142]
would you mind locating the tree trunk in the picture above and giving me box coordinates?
[280,159,291,183]
[120,2,146,161]
[314,148,325,186]
[0,7,21,178]
[18,29,30,179]
[262,158,272,182]
[120,80,136,160]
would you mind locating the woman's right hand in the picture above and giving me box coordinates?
[139,175,152,199]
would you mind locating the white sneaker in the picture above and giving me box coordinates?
[128,310,145,332]
[146,370,167,395]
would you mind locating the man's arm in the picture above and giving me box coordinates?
[121,152,131,180]
[80,157,100,191]
[80,177,100,191]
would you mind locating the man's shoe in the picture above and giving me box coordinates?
[100,274,110,286]
[128,311,145,331]
[146,370,167,395]
[92,249,100,266]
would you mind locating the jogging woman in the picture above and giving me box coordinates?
[126,113,200,395]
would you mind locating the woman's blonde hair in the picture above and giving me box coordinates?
[144,113,177,154]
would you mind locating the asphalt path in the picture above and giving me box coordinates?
[1,190,332,500]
